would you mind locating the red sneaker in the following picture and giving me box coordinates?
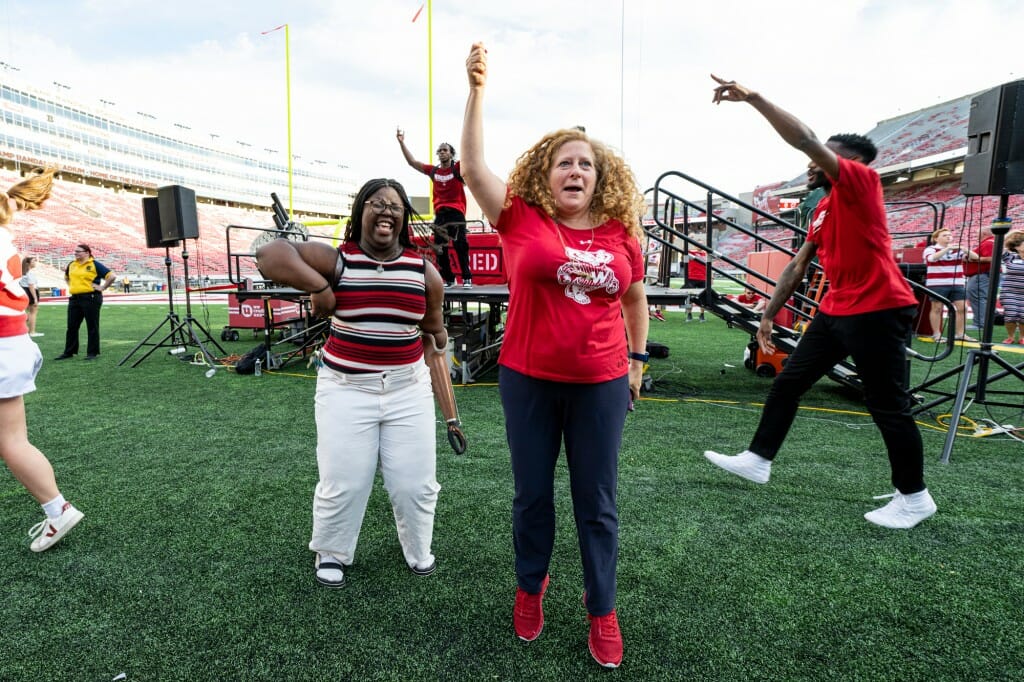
[513,574,550,641]
[588,609,623,668]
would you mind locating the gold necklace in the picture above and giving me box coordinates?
[554,220,596,255]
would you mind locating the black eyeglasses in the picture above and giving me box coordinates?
[367,199,404,215]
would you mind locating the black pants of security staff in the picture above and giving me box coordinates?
[63,291,103,357]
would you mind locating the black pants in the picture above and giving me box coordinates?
[749,305,926,493]
[499,367,629,616]
[63,292,103,356]
[435,207,472,284]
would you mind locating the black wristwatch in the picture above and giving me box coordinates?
[628,351,650,363]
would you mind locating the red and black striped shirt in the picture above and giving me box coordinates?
[321,242,426,373]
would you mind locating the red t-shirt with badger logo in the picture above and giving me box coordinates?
[494,196,644,383]
[808,157,916,316]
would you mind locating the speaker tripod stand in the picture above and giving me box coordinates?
[930,199,1024,462]
[119,242,226,368]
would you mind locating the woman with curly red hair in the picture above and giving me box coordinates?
[461,42,648,669]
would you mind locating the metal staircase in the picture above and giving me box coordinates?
[646,170,957,394]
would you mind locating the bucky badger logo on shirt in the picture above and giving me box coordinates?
[557,247,619,305]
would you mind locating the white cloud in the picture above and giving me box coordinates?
[1,0,1021,206]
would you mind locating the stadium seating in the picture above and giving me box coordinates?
[2,170,278,282]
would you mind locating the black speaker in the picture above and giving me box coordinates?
[961,79,1024,196]
[157,185,199,242]
[142,197,179,248]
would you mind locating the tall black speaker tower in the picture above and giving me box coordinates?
[157,185,200,242]
[143,196,179,248]
[961,79,1024,196]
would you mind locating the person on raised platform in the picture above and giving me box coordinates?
[703,75,937,530]
[256,178,447,589]
[396,129,473,288]
[461,42,648,669]
[1,168,85,552]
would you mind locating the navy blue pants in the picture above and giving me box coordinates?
[749,305,926,493]
[499,366,629,616]
[63,292,103,357]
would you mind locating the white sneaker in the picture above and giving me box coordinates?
[703,450,772,484]
[314,553,347,588]
[29,503,84,552]
[462,281,473,288]
[864,490,936,529]
[30,332,44,337]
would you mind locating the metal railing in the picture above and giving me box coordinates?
[645,171,958,392]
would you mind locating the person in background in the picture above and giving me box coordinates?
[18,256,42,337]
[55,244,116,360]
[461,42,649,669]
[736,288,766,314]
[703,74,937,530]
[923,228,979,342]
[999,230,1024,344]
[256,178,447,589]
[397,129,473,288]
[646,244,666,321]
[964,224,995,333]
[684,240,707,322]
[1,168,85,552]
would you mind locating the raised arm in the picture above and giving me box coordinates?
[396,128,427,173]
[460,42,507,225]
[711,74,839,181]
[256,238,341,317]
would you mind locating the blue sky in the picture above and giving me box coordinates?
[2,0,1022,210]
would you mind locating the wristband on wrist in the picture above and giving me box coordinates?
[311,282,332,294]
[628,351,649,363]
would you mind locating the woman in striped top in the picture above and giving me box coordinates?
[256,178,447,589]
[1000,230,1024,344]
[924,228,980,341]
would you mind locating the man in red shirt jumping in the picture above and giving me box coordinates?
[702,75,936,529]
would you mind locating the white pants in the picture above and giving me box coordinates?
[309,362,439,570]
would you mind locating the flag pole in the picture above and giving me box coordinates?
[285,23,294,219]
[427,0,434,214]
